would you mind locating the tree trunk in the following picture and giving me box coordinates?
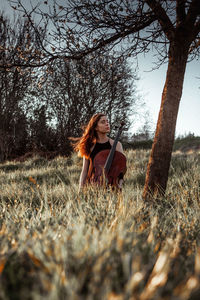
[143,43,189,201]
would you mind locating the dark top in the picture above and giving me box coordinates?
[90,140,111,161]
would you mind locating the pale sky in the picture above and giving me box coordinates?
[1,0,200,137]
[136,53,200,137]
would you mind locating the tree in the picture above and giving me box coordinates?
[2,0,200,199]
[33,52,139,154]
[41,53,137,131]
[0,11,52,160]
[0,13,36,160]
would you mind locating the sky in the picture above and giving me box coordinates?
[135,53,200,137]
[1,0,200,137]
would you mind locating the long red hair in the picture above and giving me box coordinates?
[72,113,106,159]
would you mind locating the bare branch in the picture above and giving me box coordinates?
[0,8,157,69]
[2,0,200,70]
[189,38,200,53]
[176,0,186,25]
[193,19,200,37]
[145,0,175,41]
[186,0,200,27]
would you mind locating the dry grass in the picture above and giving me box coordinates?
[0,150,200,300]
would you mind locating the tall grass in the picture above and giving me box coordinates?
[0,150,200,299]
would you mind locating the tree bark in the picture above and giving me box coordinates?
[143,42,189,200]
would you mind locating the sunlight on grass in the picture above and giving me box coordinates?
[0,150,200,299]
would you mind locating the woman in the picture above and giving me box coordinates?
[73,113,125,191]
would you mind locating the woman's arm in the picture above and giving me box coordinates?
[79,156,90,191]
[109,138,124,154]
[116,141,124,154]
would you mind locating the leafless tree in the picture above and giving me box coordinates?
[0,13,36,160]
[3,0,200,200]
[33,52,139,153]
[43,54,138,130]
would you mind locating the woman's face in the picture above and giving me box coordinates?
[95,116,110,134]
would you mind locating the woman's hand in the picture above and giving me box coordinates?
[118,179,124,189]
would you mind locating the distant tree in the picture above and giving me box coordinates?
[28,52,139,156]
[2,0,200,199]
[140,112,154,139]
[27,104,58,153]
[39,53,138,134]
[0,12,138,159]
[0,13,36,160]
[29,105,48,150]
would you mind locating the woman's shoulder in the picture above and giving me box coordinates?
[109,138,113,145]
[109,138,123,153]
[109,138,122,146]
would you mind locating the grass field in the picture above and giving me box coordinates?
[0,149,200,300]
